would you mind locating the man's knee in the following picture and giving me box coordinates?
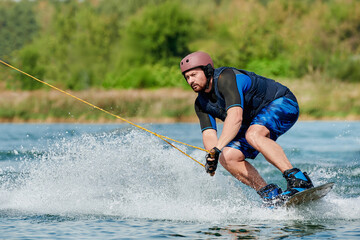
[220,147,245,167]
[245,125,270,146]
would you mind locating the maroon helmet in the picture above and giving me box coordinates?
[180,51,214,74]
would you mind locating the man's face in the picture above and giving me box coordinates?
[184,68,207,92]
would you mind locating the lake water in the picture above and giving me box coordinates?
[0,122,359,239]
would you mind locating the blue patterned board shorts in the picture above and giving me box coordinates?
[226,97,299,159]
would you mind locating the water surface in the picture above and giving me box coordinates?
[0,122,359,239]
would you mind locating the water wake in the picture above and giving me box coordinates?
[0,129,359,223]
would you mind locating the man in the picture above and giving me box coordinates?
[180,51,314,207]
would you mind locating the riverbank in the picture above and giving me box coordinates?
[0,78,359,123]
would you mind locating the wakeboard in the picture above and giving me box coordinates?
[284,182,335,207]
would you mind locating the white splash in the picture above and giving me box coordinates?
[0,129,359,223]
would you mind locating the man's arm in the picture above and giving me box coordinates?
[195,101,222,175]
[202,128,218,150]
[215,106,243,150]
[202,107,243,151]
[203,107,242,176]
[195,98,219,150]
[214,69,245,150]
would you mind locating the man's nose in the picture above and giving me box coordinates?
[187,76,194,84]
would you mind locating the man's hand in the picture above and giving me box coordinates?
[205,147,221,176]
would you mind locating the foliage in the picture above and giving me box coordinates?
[0,89,197,122]
[0,0,360,91]
[104,0,195,89]
[103,64,187,89]
[121,0,194,65]
[0,0,38,58]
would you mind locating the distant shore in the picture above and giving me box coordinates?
[0,80,359,123]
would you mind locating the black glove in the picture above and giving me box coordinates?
[205,147,221,176]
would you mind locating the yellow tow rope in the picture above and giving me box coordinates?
[0,59,208,167]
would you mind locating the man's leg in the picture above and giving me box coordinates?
[220,146,283,206]
[245,122,314,199]
[245,124,293,173]
[219,147,267,191]
[241,97,314,202]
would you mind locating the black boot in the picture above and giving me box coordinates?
[281,168,314,199]
[257,183,283,208]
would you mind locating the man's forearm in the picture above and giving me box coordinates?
[202,129,218,150]
[216,107,242,150]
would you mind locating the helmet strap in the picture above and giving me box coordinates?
[202,64,214,91]
[205,77,211,90]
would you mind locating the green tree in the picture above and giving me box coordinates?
[3,0,360,91]
[0,0,38,58]
[16,47,45,90]
[121,0,195,65]
[103,0,196,89]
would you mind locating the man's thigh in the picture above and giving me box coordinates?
[250,97,299,140]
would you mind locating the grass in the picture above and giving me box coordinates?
[282,75,360,120]
[0,88,197,123]
[0,77,359,123]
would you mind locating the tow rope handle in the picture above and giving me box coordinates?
[209,148,217,176]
